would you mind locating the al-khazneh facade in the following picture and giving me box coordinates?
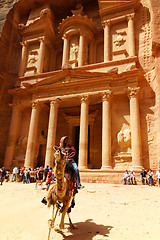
[0,0,160,175]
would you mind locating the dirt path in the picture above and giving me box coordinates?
[0,182,160,240]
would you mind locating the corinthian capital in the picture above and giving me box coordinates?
[32,101,40,109]
[50,98,61,107]
[127,13,135,21]
[81,94,89,103]
[102,90,112,101]
[127,87,140,99]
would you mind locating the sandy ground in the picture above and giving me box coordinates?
[0,182,160,240]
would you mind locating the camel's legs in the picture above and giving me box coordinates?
[48,204,59,240]
[59,200,71,229]
[67,212,75,229]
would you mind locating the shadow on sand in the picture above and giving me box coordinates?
[56,219,113,239]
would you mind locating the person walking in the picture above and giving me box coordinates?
[44,165,49,182]
[148,169,153,186]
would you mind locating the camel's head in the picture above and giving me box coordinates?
[53,146,66,163]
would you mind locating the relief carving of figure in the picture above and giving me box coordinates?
[14,136,28,160]
[70,43,79,61]
[117,129,131,152]
[114,31,126,47]
[27,51,38,67]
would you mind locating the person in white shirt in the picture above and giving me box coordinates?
[156,169,160,187]
[148,169,153,186]
[123,170,130,185]
[129,170,136,185]
[12,166,18,182]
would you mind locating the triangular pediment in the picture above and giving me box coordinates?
[35,70,108,89]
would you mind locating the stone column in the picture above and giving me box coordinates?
[128,87,142,169]
[25,102,40,168]
[104,21,111,62]
[45,99,60,168]
[78,34,85,67]
[37,38,46,73]
[127,14,136,57]
[101,90,112,170]
[62,36,69,68]
[19,41,28,77]
[4,104,21,169]
[79,95,89,170]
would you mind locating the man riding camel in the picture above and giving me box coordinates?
[59,136,84,190]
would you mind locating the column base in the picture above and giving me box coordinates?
[131,165,143,171]
[100,166,112,171]
[79,166,88,171]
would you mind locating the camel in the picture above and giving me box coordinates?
[46,146,77,239]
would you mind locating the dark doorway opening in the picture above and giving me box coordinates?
[74,125,90,166]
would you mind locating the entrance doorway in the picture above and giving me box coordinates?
[74,125,90,166]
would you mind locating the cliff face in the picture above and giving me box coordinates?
[150,0,160,165]
[0,0,160,168]
[0,0,20,166]
[0,0,15,35]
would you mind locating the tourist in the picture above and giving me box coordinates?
[12,166,18,182]
[20,166,25,182]
[23,168,28,183]
[48,167,53,178]
[140,168,147,185]
[0,168,3,185]
[58,136,84,189]
[26,168,31,183]
[156,169,160,187]
[35,166,44,190]
[129,170,136,185]
[1,167,6,182]
[5,170,10,182]
[17,167,21,182]
[148,169,153,186]
[30,169,36,183]
[44,165,49,182]
[123,170,130,185]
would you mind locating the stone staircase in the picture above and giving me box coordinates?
[80,170,143,185]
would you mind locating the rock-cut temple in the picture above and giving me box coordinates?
[0,0,160,181]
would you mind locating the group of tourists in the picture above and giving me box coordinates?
[123,168,160,186]
[0,136,84,190]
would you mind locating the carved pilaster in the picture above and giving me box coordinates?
[103,20,111,62]
[127,13,136,57]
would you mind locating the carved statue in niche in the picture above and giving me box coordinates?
[117,129,131,153]
[70,43,79,61]
[114,31,126,47]
[27,50,38,68]
[14,136,28,161]
[113,128,132,168]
